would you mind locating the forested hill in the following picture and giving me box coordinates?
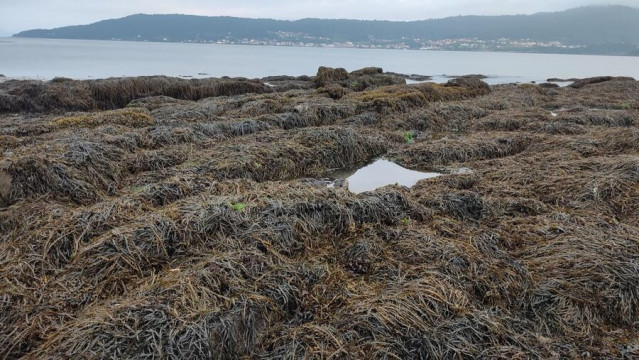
[14,5,639,55]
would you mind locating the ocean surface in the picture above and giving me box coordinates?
[1,37,639,83]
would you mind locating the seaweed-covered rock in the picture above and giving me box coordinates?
[445,77,491,95]
[349,67,383,76]
[317,84,351,99]
[569,76,635,89]
[0,76,273,113]
[127,95,194,110]
[314,66,350,87]
[539,82,560,88]
[51,108,154,129]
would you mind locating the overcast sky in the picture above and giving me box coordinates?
[0,1,636,36]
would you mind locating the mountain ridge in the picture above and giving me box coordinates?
[14,5,639,56]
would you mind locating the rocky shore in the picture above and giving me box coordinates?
[1,67,638,358]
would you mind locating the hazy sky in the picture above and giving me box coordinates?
[1,1,636,36]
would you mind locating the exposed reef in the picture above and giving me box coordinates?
[1,68,639,359]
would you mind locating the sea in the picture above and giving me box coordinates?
[1,37,639,84]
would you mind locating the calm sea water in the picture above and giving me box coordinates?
[1,37,639,83]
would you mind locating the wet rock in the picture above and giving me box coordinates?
[569,76,635,89]
[50,77,74,83]
[386,72,432,81]
[547,77,578,82]
[446,74,488,80]
[406,74,432,81]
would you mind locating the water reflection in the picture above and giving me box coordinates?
[330,159,441,194]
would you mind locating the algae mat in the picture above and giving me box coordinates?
[0,68,638,359]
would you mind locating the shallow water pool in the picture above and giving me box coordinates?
[330,159,441,194]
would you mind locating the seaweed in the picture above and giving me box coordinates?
[1,69,638,359]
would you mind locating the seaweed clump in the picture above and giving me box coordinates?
[51,108,154,129]
[0,76,272,113]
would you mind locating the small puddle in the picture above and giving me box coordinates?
[329,159,441,194]
[549,81,574,88]
[406,79,429,85]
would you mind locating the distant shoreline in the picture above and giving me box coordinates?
[6,36,639,58]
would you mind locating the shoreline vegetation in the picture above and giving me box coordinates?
[1,67,639,358]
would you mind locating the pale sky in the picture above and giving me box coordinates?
[0,0,636,36]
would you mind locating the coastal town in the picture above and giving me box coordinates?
[180,34,584,52]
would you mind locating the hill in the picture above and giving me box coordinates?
[14,5,639,55]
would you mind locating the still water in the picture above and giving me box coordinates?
[1,38,639,83]
[330,159,440,194]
